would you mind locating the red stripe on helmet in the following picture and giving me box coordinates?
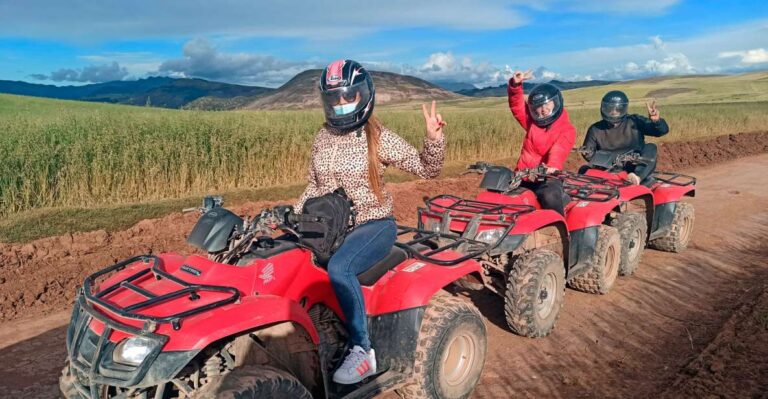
[326,59,346,87]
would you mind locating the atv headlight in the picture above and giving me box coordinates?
[475,228,505,244]
[113,337,158,366]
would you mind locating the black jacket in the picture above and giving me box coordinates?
[582,115,668,160]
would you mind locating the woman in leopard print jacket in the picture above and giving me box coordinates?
[295,59,446,384]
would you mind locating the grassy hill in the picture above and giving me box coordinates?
[0,71,767,242]
[243,69,462,109]
[0,77,274,109]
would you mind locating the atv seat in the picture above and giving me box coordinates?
[357,246,409,286]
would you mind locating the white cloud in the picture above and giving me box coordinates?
[157,38,322,87]
[718,48,768,65]
[33,62,130,83]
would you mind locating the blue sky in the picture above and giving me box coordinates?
[0,0,766,88]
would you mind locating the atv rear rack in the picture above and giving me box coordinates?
[651,171,696,186]
[83,255,240,330]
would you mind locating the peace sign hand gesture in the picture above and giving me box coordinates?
[646,99,661,122]
[511,69,534,85]
[422,100,446,142]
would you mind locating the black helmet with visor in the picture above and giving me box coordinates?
[526,83,563,127]
[319,59,375,131]
[601,90,629,124]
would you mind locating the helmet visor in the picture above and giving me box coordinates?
[529,96,562,124]
[601,100,628,122]
[321,81,371,119]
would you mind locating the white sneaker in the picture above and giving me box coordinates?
[332,345,376,384]
[627,173,641,185]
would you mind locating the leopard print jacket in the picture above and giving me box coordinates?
[295,125,445,226]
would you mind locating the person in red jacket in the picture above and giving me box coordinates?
[508,70,576,215]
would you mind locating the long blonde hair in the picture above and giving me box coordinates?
[364,116,384,203]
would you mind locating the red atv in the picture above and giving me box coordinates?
[60,197,489,399]
[577,148,696,255]
[417,164,628,338]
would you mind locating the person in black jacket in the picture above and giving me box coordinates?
[580,91,669,184]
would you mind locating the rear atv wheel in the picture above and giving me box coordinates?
[611,212,648,276]
[569,225,621,295]
[194,365,312,399]
[504,250,565,337]
[397,293,487,399]
[649,202,694,253]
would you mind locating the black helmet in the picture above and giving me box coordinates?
[319,59,375,131]
[527,83,563,127]
[601,90,629,124]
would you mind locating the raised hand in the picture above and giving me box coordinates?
[511,69,534,85]
[422,100,445,142]
[646,99,660,122]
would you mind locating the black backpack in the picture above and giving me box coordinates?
[298,188,354,265]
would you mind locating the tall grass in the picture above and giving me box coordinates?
[1,93,767,217]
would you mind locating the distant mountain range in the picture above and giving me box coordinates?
[456,79,617,97]
[0,73,616,110]
[241,69,461,110]
[0,77,274,109]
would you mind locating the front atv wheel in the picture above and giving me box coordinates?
[195,365,312,399]
[649,202,694,253]
[611,212,648,276]
[397,293,487,399]
[505,249,565,338]
[569,225,621,295]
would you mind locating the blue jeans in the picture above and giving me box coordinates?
[327,217,397,351]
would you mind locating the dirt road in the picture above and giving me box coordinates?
[1,143,767,397]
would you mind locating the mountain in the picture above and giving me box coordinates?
[244,69,463,110]
[0,77,274,109]
[457,79,617,97]
[432,80,477,92]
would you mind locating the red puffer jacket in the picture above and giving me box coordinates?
[507,81,576,171]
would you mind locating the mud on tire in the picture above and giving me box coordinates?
[649,202,694,253]
[569,225,621,295]
[397,292,487,399]
[194,365,312,399]
[611,212,648,276]
[504,250,565,338]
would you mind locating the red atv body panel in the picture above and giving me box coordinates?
[584,168,695,205]
[87,246,481,352]
[648,181,696,205]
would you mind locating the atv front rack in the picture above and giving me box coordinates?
[554,172,622,202]
[395,225,497,266]
[651,171,697,186]
[424,194,537,216]
[83,255,240,331]
[402,195,535,263]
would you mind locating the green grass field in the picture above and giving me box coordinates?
[1,71,767,242]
